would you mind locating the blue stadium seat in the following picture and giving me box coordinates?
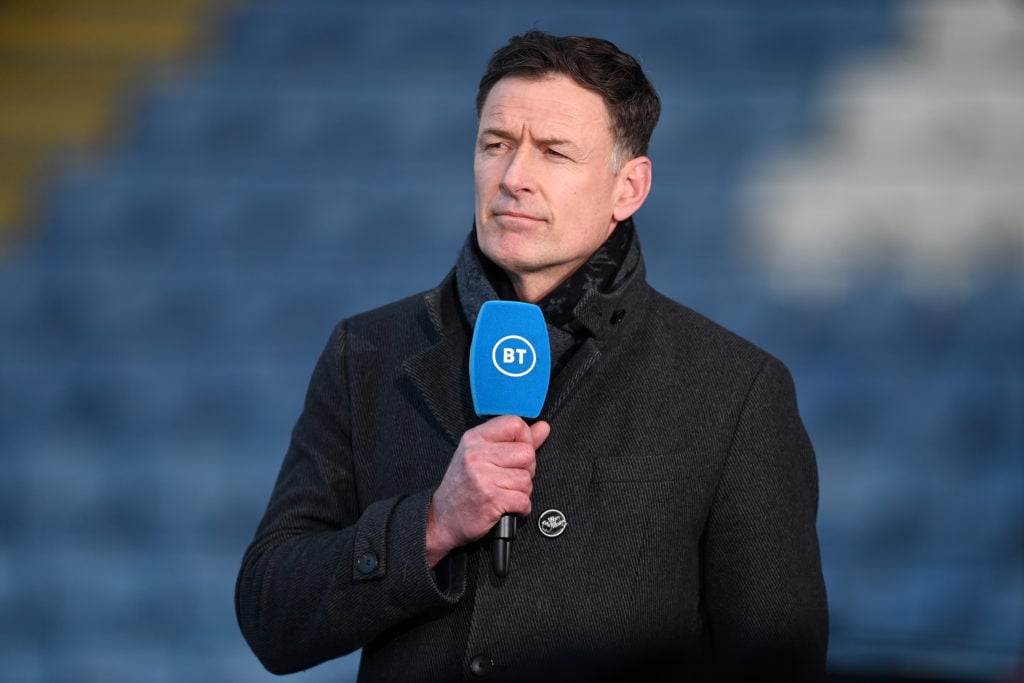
[5,1,1021,681]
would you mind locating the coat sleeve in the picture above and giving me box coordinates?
[703,355,829,680]
[234,322,466,675]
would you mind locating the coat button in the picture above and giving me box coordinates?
[610,309,626,325]
[469,654,494,677]
[357,551,378,574]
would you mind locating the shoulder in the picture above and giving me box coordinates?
[639,286,777,376]
[325,272,459,352]
[347,290,432,331]
[626,285,806,423]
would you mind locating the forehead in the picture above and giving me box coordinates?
[478,74,612,142]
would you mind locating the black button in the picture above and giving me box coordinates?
[357,551,378,574]
[469,654,494,677]
[610,309,626,324]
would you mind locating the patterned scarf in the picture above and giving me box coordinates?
[455,218,638,376]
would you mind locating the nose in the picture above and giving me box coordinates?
[500,148,537,195]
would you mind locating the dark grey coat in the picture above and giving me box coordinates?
[235,250,828,682]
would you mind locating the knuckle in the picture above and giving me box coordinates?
[466,467,488,492]
[477,483,500,507]
[520,494,533,516]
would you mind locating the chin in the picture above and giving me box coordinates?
[480,228,529,261]
[487,249,535,275]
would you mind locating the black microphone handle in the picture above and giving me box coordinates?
[491,513,516,577]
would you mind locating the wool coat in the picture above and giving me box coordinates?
[235,243,828,682]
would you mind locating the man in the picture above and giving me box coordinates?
[236,30,828,682]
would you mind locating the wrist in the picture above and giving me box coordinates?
[425,497,453,569]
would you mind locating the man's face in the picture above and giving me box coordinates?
[474,74,624,301]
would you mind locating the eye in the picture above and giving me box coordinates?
[545,148,570,160]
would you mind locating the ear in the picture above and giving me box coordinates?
[612,156,652,222]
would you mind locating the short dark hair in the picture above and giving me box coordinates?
[476,30,661,169]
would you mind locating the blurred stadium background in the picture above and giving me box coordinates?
[0,0,1020,681]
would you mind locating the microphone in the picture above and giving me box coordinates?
[469,300,551,577]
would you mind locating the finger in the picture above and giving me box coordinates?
[463,474,533,523]
[529,420,551,449]
[476,414,533,444]
[486,441,537,474]
[493,466,534,497]
[499,490,533,518]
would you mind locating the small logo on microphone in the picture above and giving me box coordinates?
[538,509,567,538]
[491,335,537,378]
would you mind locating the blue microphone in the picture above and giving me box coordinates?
[469,300,551,576]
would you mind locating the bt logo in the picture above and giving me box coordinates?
[491,335,537,378]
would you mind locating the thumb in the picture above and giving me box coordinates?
[530,420,551,450]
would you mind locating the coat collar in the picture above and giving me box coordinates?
[402,225,650,442]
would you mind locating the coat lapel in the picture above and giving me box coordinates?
[401,279,479,446]
[542,337,600,421]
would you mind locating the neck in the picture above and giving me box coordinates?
[466,218,635,311]
[506,268,573,304]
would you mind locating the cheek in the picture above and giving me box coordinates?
[473,159,495,192]
[473,166,487,194]
[476,152,510,180]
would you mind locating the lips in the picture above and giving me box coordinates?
[492,208,545,223]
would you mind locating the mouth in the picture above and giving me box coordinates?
[492,210,545,224]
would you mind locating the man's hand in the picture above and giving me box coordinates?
[426,415,551,568]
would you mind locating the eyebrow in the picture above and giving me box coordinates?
[478,127,580,152]
[478,127,515,141]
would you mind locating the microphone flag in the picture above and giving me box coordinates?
[469,300,551,419]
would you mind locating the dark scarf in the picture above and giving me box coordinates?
[455,218,638,376]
